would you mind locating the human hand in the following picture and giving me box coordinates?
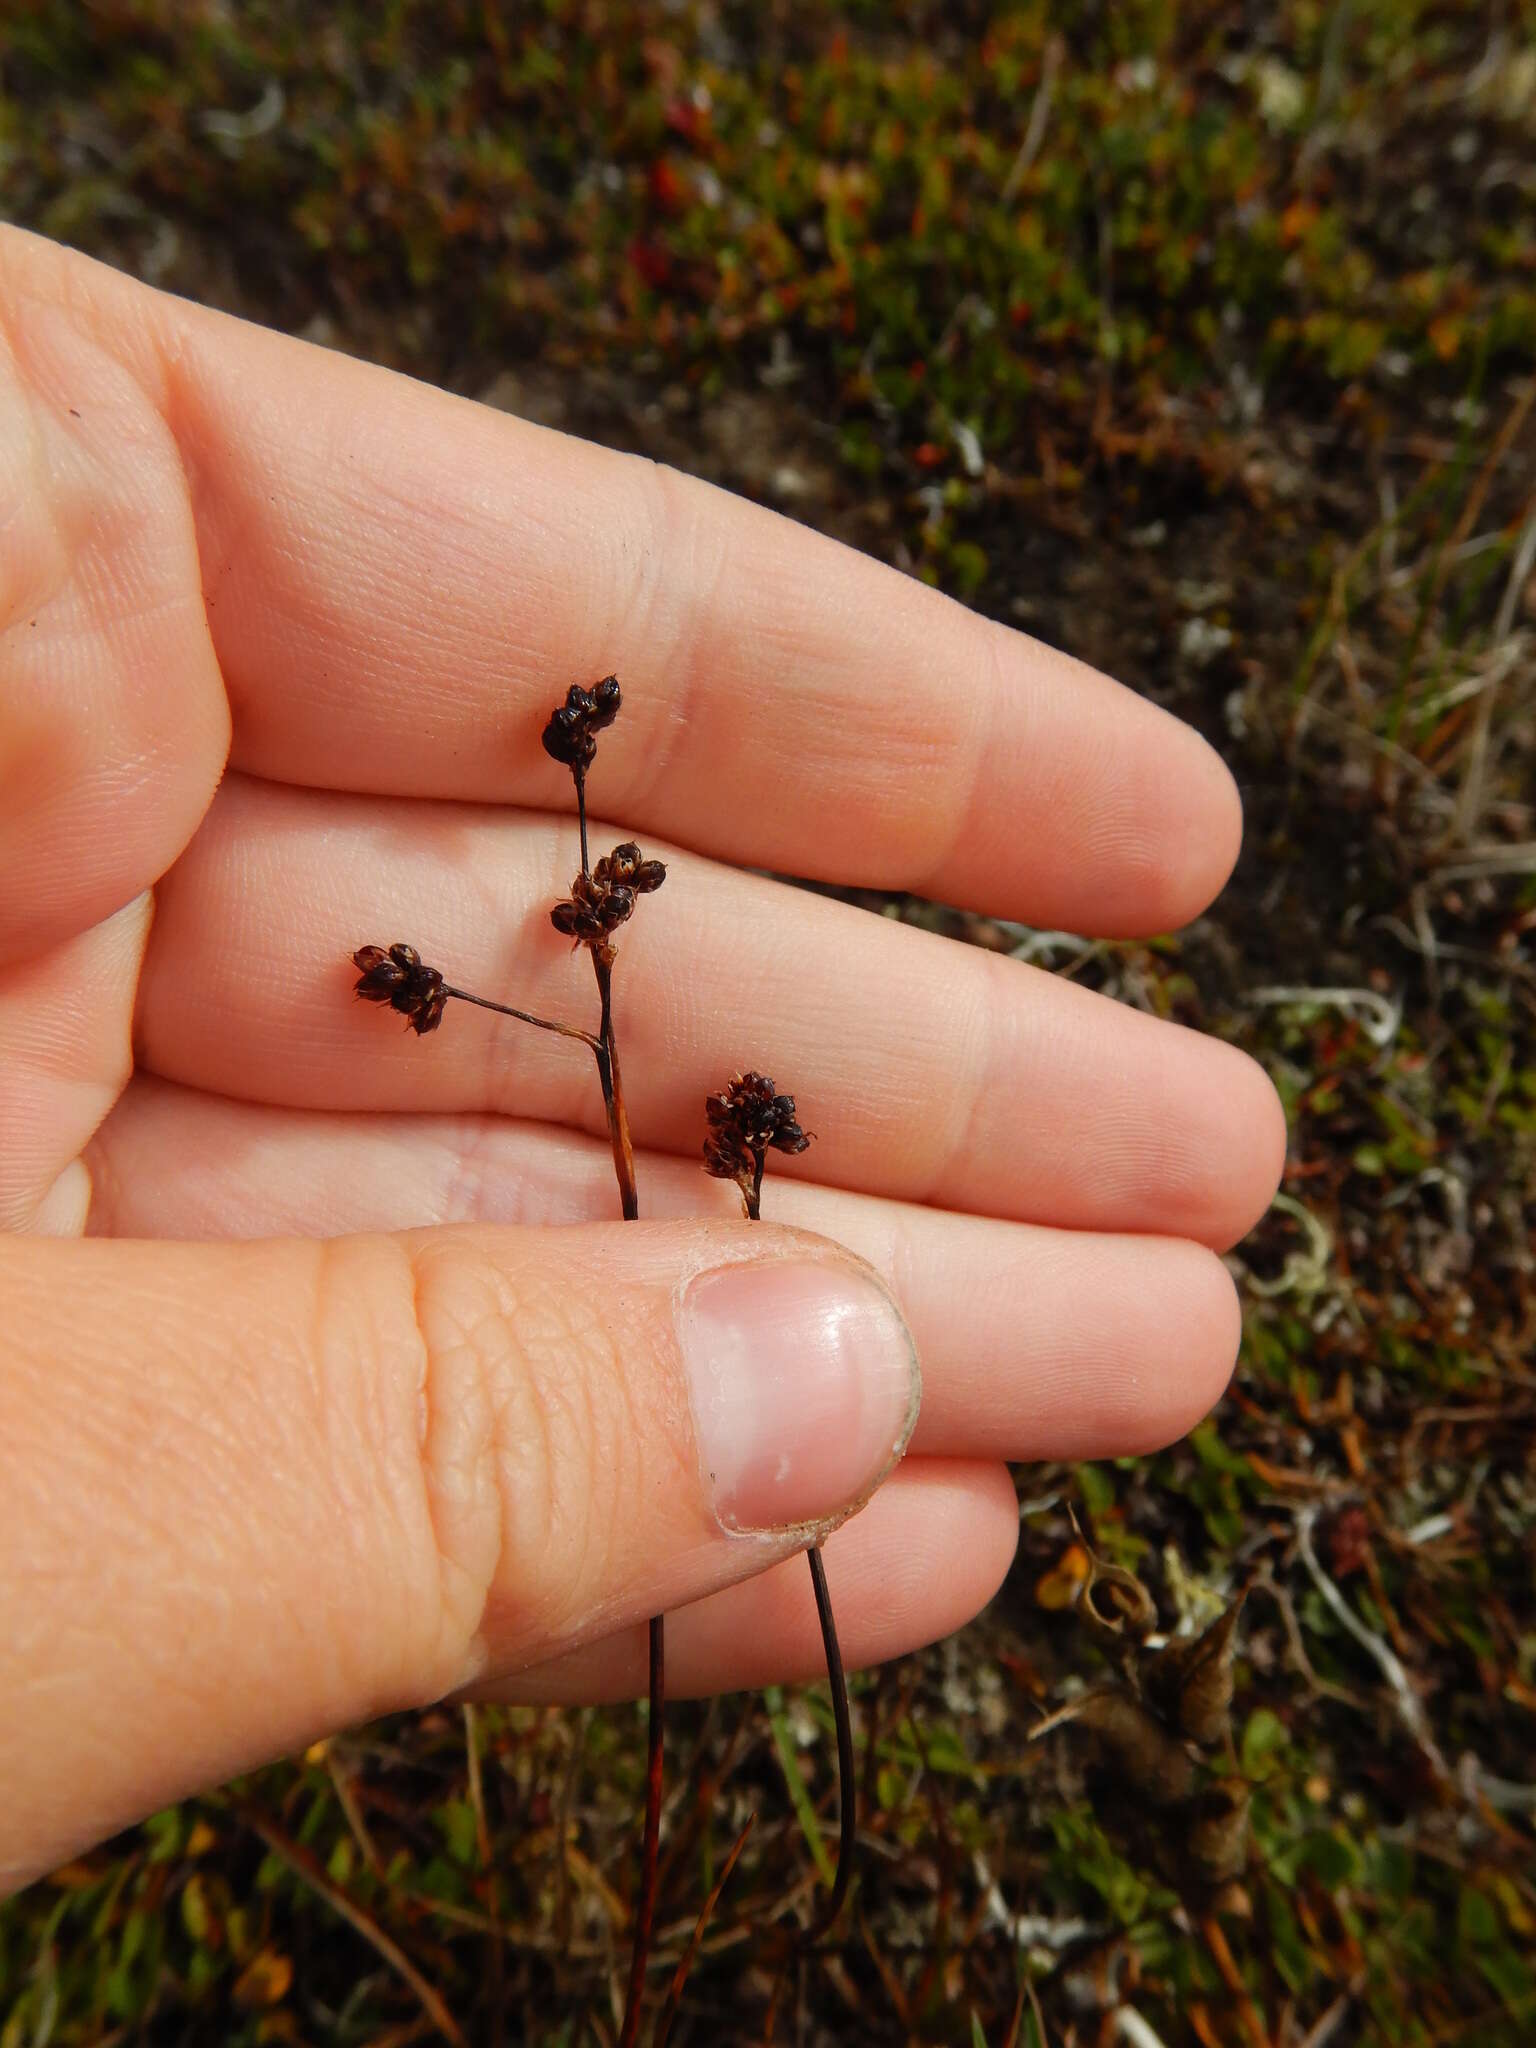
[0,225,1284,1890]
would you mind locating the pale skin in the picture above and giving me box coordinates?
[0,224,1286,1893]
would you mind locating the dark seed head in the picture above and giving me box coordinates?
[599,842,667,894]
[352,943,448,1035]
[550,841,665,944]
[703,1072,813,1187]
[541,675,622,774]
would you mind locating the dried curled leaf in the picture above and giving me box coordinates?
[1074,1690,1197,1809]
[1066,1508,1158,1649]
[1183,1777,1252,1893]
[1144,1595,1246,1750]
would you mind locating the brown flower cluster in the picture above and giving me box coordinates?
[541,675,621,774]
[352,943,447,1035]
[703,1072,813,1186]
[551,841,666,943]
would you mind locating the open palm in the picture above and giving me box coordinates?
[0,225,1282,1887]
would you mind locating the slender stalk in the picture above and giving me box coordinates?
[799,1545,856,1943]
[575,766,590,878]
[592,949,639,1220]
[367,679,664,2039]
[743,1176,857,1942]
[598,934,656,2047]
[442,986,599,1050]
[619,1614,665,2048]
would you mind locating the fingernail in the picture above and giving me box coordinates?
[678,1259,921,1535]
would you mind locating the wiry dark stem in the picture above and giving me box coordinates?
[619,1615,665,2048]
[442,986,599,1050]
[800,1545,856,1944]
[742,1177,856,1942]
[593,935,656,2044]
[592,949,639,1221]
[574,767,590,879]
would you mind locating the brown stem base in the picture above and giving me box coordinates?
[618,1615,666,2048]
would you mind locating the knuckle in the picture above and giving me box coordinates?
[0,242,229,960]
[397,1232,642,1684]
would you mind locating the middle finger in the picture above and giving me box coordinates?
[138,775,1283,1245]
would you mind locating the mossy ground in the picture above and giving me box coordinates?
[3,5,1534,2043]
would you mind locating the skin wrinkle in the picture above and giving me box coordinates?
[0,243,229,975]
[545,1268,674,1644]
[0,890,150,1228]
[909,613,1017,903]
[435,1108,515,1230]
[488,1262,573,1650]
[416,1234,679,1674]
[398,1234,508,1693]
[613,455,728,825]
[0,331,71,639]
[916,947,1009,1211]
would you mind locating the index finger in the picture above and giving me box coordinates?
[10,228,1240,934]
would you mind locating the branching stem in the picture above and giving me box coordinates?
[442,986,599,1050]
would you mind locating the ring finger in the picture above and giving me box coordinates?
[90,1078,1242,1464]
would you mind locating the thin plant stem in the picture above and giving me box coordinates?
[441,943,658,2032]
[592,949,640,1221]
[618,1614,666,2048]
[799,1544,856,1944]
[589,931,657,2045]
[365,679,665,2040]
[743,1176,856,1942]
[442,986,599,1050]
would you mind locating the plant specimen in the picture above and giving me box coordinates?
[352,678,664,2044]
[351,683,864,2030]
[702,1075,856,1942]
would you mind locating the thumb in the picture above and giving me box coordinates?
[0,1220,919,1890]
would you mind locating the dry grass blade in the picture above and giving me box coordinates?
[231,1800,467,2047]
[648,1816,755,2048]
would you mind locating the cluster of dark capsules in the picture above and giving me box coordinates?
[551,841,667,943]
[703,1072,813,1206]
[352,942,447,1035]
[540,674,621,774]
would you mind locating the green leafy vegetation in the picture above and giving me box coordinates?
[4,2,1534,2041]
